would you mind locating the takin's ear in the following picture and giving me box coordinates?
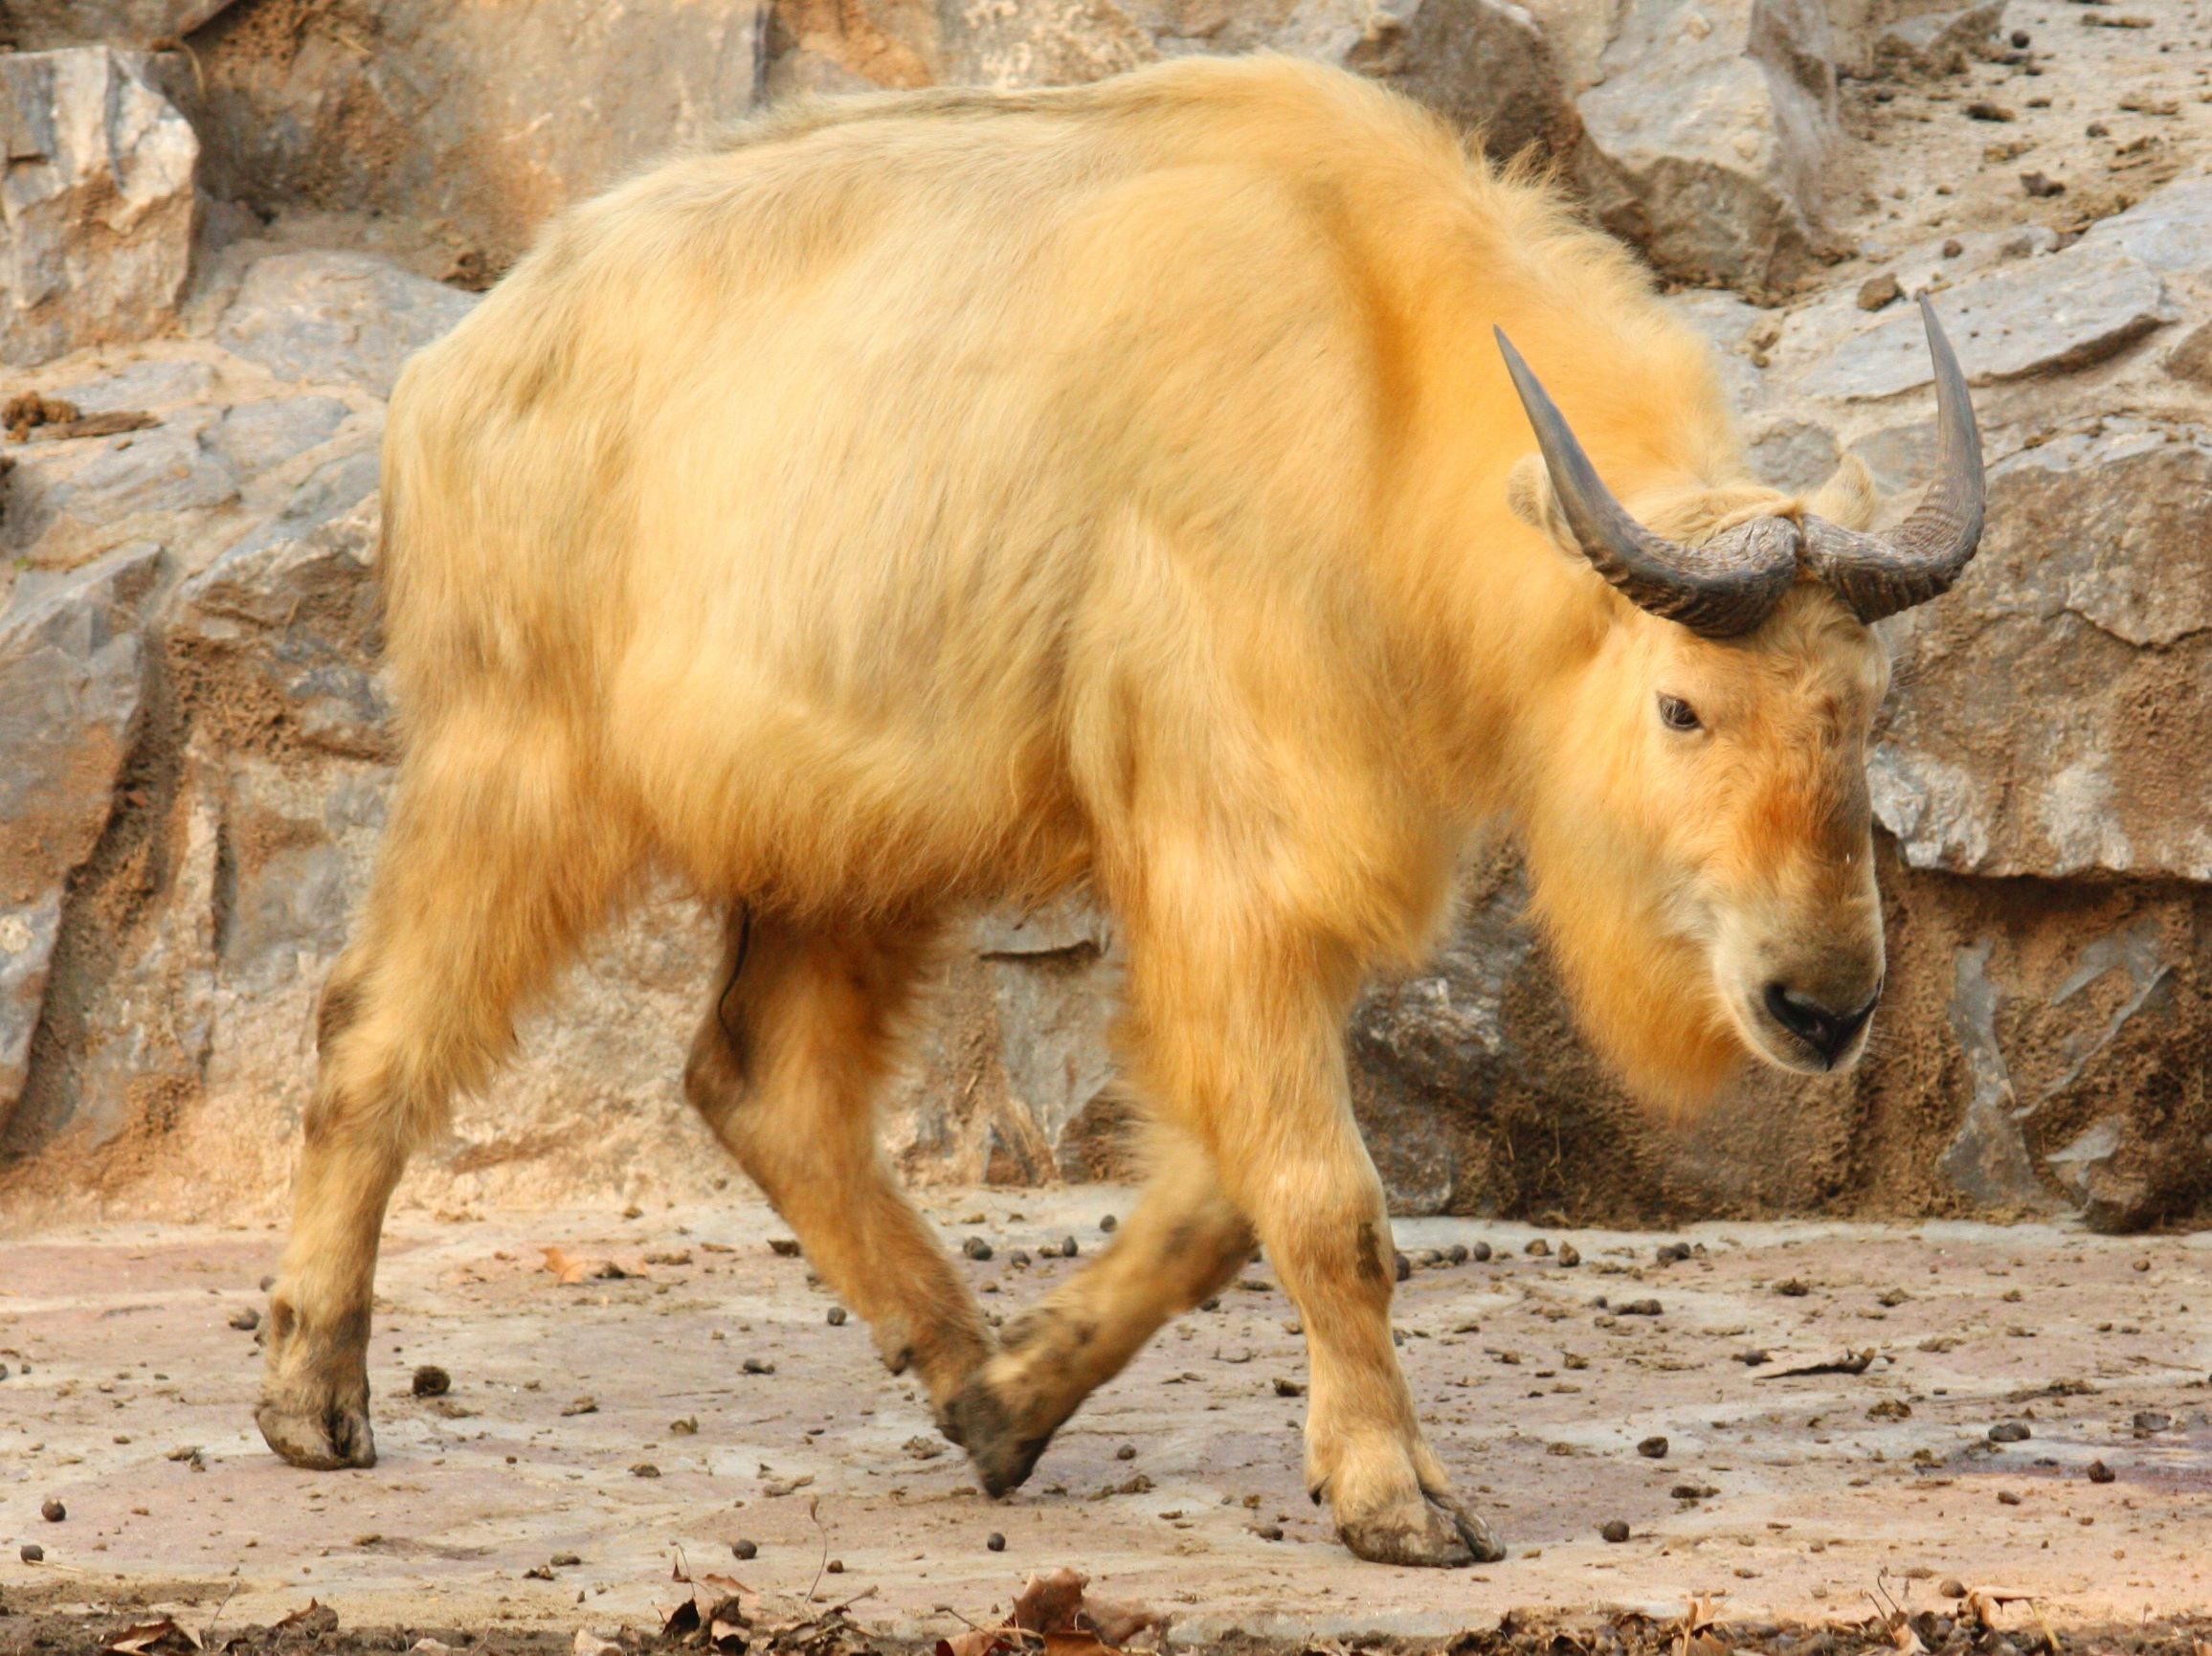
[1507,452,1576,550]
[1802,453,1880,532]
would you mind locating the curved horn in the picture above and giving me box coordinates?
[1799,295,1986,623]
[1495,328,1799,639]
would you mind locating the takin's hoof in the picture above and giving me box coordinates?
[942,1377,1052,1497]
[1336,1489,1506,1567]
[256,1392,377,1470]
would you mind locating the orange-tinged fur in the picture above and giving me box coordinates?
[258,57,1893,1565]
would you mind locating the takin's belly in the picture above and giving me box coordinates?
[604,667,1091,917]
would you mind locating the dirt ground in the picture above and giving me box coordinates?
[3,1187,2207,1652]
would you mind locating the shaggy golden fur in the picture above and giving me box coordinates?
[258,56,1892,1568]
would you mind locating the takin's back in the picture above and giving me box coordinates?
[377,55,1736,916]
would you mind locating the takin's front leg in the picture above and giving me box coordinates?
[1123,919,1505,1568]
[944,1137,1257,1493]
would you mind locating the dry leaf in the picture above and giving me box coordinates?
[934,1632,1014,1656]
[1043,1633,1113,1656]
[1084,1598,1166,1648]
[107,1621,202,1655]
[1012,1569,1089,1633]
[662,1599,703,1642]
[271,1602,336,1636]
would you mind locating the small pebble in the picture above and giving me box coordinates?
[2088,1461,2115,1485]
[1942,238,1964,257]
[21,1543,45,1562]
[1100,1215,1119,1233]
[827,1307,847,1326]
[412,1364,451,1398]
[1394,1252,1412,1283]
[1637,1436,1668,1460]
[1525,1239,1551,1258]
[551,1552,582,1567]
[229,1308,261,1332]
[1274,1377,1307,1398]
[2021,171,2066,198]
[732,1539,758,1560]
[1061,1237,1080,1258]
[632,1463,660,1478]
[986,1533,1006,1553]
[1445,1243,1469,1264]
[1116,1444,1136,1461]
[1600,1520,1630,1544]
[1857,272,1903,311]
[769,1238,800,1257]
[41,1500,65,1523]
[1618,1299,1663,1317]
[2010,28,2029,46]
[1966,101,2017,123]
[2132,1410,2171,1433]
[827,1559,844,1574]
[1257,1524,1284,1541]
[963,1237,994,1262]
[1940,1578,1967,1600]
[1988,1421,2032,1443]
[742,1357,775,1375]
[1470,1241,1492,1263]
[1557,1244,1581,1268]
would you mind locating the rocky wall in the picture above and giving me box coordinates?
[1,0,2207,1234]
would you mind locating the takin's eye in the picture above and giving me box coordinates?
[1657,693,1703,733]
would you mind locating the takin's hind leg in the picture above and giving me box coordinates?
[257,717,630,1470]
[684,908,993,1431]
[944,1136,1254,1494]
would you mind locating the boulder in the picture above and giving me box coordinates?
[1796,244,2175,400]
[0,49,198,367]
[3,0,236,50]
[1872,0,2005,76]
[1575,0,1844,297]
[176,0,767,275]
[216,252,480,400]
[0,543,163,1144]
[1869,421,2212,883]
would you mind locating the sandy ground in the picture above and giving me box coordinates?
[2,1187,2207,1641]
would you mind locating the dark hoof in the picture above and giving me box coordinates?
[943,1378,1051,1497]
[257,1395,377,1470]
[1337,1490,1504,1567]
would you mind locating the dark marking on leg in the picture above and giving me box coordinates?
[1354,1220,1392,1287]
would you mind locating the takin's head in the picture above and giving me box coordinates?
[1500,298,1985,1107]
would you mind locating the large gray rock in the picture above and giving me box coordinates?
[0,543,162,1140]
[217,252,480,399]
[1799,245,2176,401]
[178,1,766,274]
[3,0,236,49]
[731,0,1581,181]
[0,49,198,367]
[1575,0,1844,296]
[1870,421,2212,882]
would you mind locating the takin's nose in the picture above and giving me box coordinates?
[1764,981,1880,1067]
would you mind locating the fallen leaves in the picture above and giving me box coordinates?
[934,1568,1166,1656]
[106,1622,201,1655]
